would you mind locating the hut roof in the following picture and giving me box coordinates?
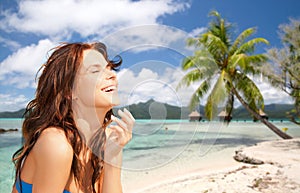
[189,111,201,117]
[259,109,268,116]
[218,110,230,117]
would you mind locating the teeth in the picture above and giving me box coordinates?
[102,86,116,92]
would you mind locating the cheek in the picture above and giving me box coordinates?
[75,77,98,105]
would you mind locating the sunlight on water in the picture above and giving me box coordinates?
[0,118,299,192]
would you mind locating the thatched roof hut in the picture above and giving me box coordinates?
[189,111,202,122]
[253,109,269,122]
[259,109,268,119]
[218,110,232,122]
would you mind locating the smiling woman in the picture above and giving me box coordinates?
[11,42,135,193]
[73,49,120,110]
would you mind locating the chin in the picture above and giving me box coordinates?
[111,99,120,107]
[111,93,120,106]
[97,96,120,108]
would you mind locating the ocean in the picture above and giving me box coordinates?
[0,119,23,193]
[1,118,299,192]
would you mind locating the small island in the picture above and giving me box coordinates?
[0,128,18,134]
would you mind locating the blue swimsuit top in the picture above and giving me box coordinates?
[16,179,71,193]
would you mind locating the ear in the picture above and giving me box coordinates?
[71,95,78,101]
[68,93,77,101]
[71,85,78,101]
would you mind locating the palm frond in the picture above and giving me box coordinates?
[209,10,221,19]
[239,54,268,75]
[182,49,218,70]
[179,50,219,90]
[205,71,228,120]
[182,56,198,70]
[186,37,200,47]
[229,53,268,75]
[208,10,231,47]
[205,95,218,121]
[242,54,268,65]
[234,73,264,111]
[235,38,269,55]
[229,28,256,55]
[177,60,218,90]
[189,79,211,110]
[177,69,203,89]
[227,53,246,71]
[200,33,228,63]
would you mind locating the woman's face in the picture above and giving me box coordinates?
[72,49,120,110]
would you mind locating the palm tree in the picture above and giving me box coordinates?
[178,10,292,139]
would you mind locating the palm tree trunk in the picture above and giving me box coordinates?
[232,87,293,139]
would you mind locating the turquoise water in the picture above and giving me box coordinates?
[0,119,23,193]
[0,118,299,192]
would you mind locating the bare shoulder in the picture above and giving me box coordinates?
[32,127,73,165]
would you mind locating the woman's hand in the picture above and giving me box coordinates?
[104,108,135,166]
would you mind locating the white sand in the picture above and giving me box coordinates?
[122,137,300,193]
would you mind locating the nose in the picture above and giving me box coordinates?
[105,69,117,80]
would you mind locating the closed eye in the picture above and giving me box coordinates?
[88,64,104,73]
[91,69,100,73]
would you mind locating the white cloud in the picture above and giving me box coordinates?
[0,39,56,88]
[230,76,294,108]
[0,26,196,89]
[0,0,189,39]
[188,27,206,37]
[100,24,194,56]
[0,25,199,88]
[117,65,197,107]
[0,1,195,91]
[116,66,294,108]
[0,93,28,111]
[0,37,21,51]
[253,78,294,105]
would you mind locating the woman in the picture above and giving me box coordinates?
[12,42,135,193]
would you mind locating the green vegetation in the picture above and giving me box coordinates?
[177,10,292,139]
[0,108,25,118]
[0,100,295,121]
[263,19,300,125]
[233,104,295,121]
[114,99,190,119]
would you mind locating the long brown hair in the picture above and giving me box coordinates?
[12,42,122,193]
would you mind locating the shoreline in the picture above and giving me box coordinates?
[122,138,300,193]
[1,121,300,192]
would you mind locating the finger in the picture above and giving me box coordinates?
[109,125,132,146]
[111,115,127,130]
[110,124,132,139]
[107,132,118,142]
[117,109,133,126]
[123,108,135,123]
[109,125,125,136]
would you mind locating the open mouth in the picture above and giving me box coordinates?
[101,85,117,93]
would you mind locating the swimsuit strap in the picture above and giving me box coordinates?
[16,179,71,193]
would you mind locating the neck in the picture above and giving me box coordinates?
[72,102,109,142]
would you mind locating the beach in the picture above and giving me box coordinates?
[121,122,300,193]
[1,119,300,193]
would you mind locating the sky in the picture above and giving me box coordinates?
[0,0,300,112]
